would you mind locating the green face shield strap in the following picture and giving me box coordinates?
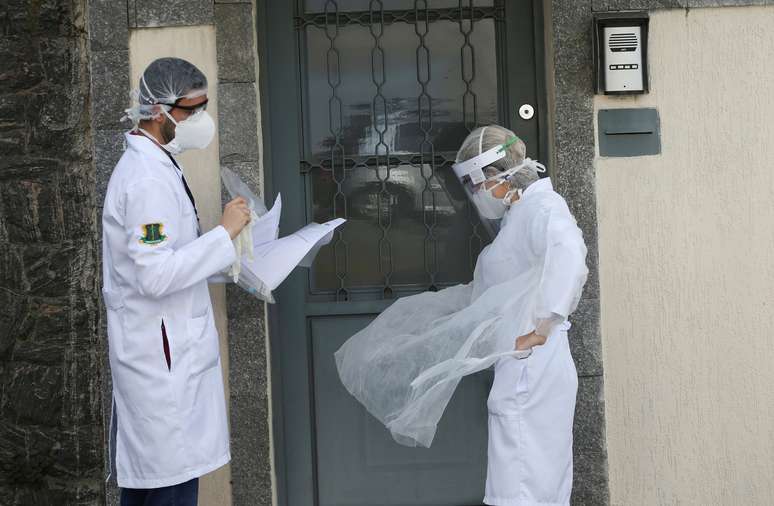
[498,136,520,153]
[452,136,521,193]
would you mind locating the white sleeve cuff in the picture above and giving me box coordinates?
[535,313,565,337]
[200,225,237,271]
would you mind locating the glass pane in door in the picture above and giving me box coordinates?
[310,162,483,291]
[303,19,498,156]
[299,4,500,298]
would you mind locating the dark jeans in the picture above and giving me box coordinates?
[120,477,199,506]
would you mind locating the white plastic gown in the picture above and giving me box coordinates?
[334,177,588,456]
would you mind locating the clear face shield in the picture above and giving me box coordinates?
[452,137,520,226]
[454,146,501,192]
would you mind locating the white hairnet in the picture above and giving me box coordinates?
[456,125,539,192]
[122,57,208,127]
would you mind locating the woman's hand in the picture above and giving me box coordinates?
[515,331,547,351]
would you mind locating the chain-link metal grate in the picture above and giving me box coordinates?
[297,0,504,301]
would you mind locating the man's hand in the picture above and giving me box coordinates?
[221,197,252,240]
[515,331,547,351]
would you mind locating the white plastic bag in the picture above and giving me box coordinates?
[220,167,274,302]
[335,270,540,448]
[221,166,268,217]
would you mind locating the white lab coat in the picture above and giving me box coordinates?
[101,133,236,488]
[335,177,586,504]
[336,178,586,454]
[481,178,586,506]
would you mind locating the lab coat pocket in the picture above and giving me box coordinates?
[187,308,219,375]
[102,289,125,311]
[515,356,530,398]
[488,357,529,416]
[102,289,127,353]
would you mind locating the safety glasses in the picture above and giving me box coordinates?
[168,98,209,116]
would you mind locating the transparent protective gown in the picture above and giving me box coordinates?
[335,178,588,450]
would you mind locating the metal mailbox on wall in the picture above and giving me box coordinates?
[598,108,661,157]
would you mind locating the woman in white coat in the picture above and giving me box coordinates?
[459,126,587,505]
[336,125,587,506]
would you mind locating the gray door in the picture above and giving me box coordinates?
[260,1,546,504]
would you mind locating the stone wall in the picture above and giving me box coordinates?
[544,1,609,503]
[0,0,105,504]
[214,3,274,505]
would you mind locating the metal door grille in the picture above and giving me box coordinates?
[295,1,505,301]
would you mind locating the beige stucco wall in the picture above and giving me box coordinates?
[128,26,232,506]
[596,6,774,505]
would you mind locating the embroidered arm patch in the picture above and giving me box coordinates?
[139,223,167,245]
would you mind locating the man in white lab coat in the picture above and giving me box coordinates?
[102,57,250,505]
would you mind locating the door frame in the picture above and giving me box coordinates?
[256,1,549,504]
